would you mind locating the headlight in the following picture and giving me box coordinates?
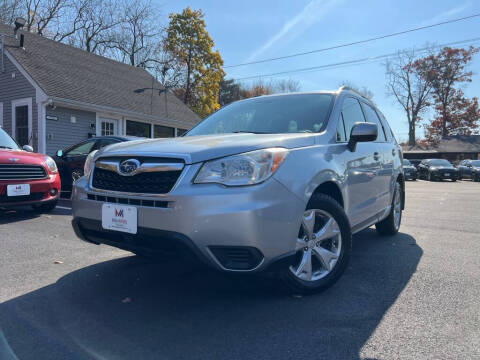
[194,148,289,186]
[44,156,58,173]
[83,150,98,178]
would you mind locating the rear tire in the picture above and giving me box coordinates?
[32,200,58,213]
[375,182,402,236]
[280,193,352,295]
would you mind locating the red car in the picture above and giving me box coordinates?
[0,128,60,211]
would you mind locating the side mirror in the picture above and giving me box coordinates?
[56,149,63,157]
[347,122,377,152]
[22,145,34,152]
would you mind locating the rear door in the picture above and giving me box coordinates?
[360,102,393,213]
[338,97,379,226]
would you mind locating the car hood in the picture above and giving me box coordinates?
[0,149,47,165]
[96,133,316,164]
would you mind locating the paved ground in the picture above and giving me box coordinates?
[0,181,479,360]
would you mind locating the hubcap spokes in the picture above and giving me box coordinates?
[290,210,342,282]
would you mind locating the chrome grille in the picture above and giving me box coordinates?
[0,164,47,180]
[91,157,184,194]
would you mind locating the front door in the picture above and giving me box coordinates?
[338,97,380,226]
[100,119,118,136]
[15,105,29,146]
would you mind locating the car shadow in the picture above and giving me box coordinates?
[0,229,422,360]
[0,205,71,225]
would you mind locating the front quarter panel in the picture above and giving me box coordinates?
[273,144,348,211]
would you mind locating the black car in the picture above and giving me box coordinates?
[457,159,480,181]
[53,136,138,192]
[403,159,417,180]
[418,159,458,182]
[408,159,422,169]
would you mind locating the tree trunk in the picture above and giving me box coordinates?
[408,121,416,146]
[184,48,193,105]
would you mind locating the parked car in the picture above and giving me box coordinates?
[408,159,422,169]
[0,127,60,211]
[418,159,458,181]
[457,159,480,181]
[403,159,417,180]
[53,136,137,193]
[71,88,404,294]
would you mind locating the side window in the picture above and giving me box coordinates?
[65,140,96,156]
[361,103,387,142]
[95,139,118,150]
[341,97,366,140]
[336,114,346,142]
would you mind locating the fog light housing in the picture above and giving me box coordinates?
[49,188,58,196]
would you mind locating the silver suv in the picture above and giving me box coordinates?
[71,87,404,294]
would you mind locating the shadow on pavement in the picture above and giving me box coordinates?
[0,229,422,360]
[0,205,71,225]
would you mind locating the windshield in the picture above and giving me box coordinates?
[471,160,480,166]
[403,159,412,166]
[429,159,452,166]
[187,94,334,136]
[0,128,20,150]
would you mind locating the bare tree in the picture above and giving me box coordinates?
[107,0,160,68]
[385,50,433,146]
[338,80,374,101]
[52,0,119,53]
[0,0,20,25]
[1,0,66,35]
[274,78,301,93]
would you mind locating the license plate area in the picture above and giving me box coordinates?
[102,203,137,234]
[7,184,30,196]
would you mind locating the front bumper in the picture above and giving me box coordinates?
[71,164,306,272]
[0,174,61,207]
[430,171,457,180]
[404,171,417,180]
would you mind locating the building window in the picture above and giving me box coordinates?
[15,105,29,146]
[101,121,115,136]
[176,128,188,136]
[154,125,175,138]
[126,120,151,138]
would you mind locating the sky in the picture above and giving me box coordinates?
[157,0,480,141]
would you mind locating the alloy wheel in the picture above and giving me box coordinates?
[289,209,342,282]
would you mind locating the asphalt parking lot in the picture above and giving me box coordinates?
[1,181,479,360]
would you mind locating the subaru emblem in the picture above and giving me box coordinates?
[8,158,19,162]
[119,159,140,175]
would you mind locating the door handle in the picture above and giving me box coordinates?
[373,152,380,161]
[392,149,396,156]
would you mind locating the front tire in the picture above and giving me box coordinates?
[280,194,352,295]
[375,182,402,236]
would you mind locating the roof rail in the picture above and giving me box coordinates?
[337,85,370,100]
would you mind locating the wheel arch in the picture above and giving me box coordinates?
[396,173,405,210]
[312,181,344,209]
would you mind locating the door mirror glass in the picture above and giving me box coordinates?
[347,122,377,151]
[22,145,34,152]
[56,149,63,157]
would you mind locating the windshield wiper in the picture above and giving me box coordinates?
[231,131,271,134]
[0,146,14,149]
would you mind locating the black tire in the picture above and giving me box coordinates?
[280,193,352,295]
[375,182,402,236]
[32,200,58,213]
